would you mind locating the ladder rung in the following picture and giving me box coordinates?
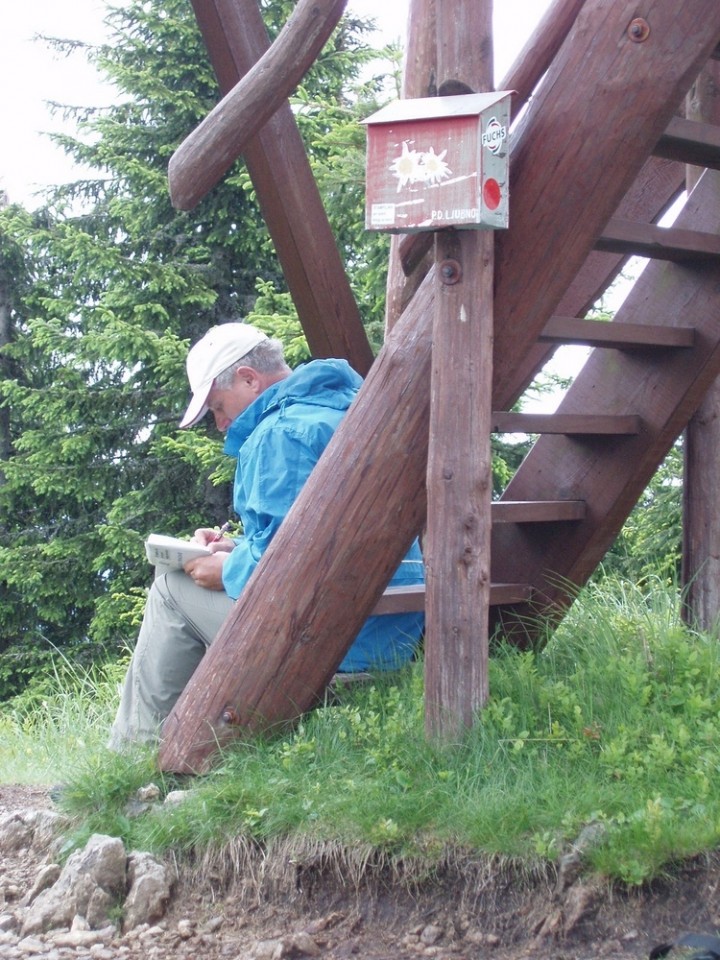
[492,499,586,522]
[373,582,533,615]
[540,316,695,349]
[492,412,642,435]
[596,218,720,262]
[654,116,720,170]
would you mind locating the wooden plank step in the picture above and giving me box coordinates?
[491,412,642,435]
[373,582,532,615]
[596,218,720,261]
[492,499,586,522]
[540,316,695,349]
[654,116,720,170]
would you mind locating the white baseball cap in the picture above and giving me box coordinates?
[179,323,269,428]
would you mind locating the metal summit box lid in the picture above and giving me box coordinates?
[362,91,512,233]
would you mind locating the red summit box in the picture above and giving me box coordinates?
[362,91,512,234]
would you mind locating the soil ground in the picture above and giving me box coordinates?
[1,784,719,960]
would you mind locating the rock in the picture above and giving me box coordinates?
[136,783,161,802]
[420,924,444,945]
[563,881,598,932]
[466,928,501,947]
[177,917,196,938]
[202,915,224,934]
[17,934,48,953]
[557,821,608,893]
[290,930,322,955]
[303,912,344,934]
[0,813,34,852]
[254,936,285,959]
[21,863,62,906]
[21,834,127,935]
[26,811,67,852]
[164,790,194,805]
[122,851,174,931]
[50,924,117,946]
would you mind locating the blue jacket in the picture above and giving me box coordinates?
[221,358,424,672]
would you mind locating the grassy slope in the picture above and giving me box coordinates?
[1,575,718,886]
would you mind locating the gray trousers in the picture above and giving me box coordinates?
[108,570,234,750]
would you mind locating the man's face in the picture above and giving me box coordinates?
[206,368,260,432]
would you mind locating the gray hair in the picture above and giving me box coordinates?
[213,337,289,389]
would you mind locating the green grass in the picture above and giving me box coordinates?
[2,574,720,886]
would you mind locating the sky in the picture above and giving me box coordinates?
[0,0,551,208]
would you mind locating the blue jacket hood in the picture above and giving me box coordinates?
[223,358,363,457]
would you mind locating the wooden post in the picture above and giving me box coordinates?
[423,4,494,738]
[682,60,720,631]
[385,0,584,334]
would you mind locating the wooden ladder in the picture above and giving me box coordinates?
[375,105,720,645]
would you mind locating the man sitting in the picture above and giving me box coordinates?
[109,322,424,748]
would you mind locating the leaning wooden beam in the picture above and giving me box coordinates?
[423,0,494,740]
[492,0,720,411]
[169,0,348,210]
[158,279,435,773]
[497,0,585,117]
[187,0,374,374]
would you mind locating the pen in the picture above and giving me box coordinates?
[211,521,232,542]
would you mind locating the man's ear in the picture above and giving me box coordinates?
[235,365,262,392]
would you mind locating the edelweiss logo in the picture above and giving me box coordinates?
[482,116,506,154]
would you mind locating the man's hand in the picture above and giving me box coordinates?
[192,527,236,554]
[184,552,228,591]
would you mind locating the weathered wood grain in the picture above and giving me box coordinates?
[159,0,720,770]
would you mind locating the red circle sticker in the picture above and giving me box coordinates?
[483,178,501,211]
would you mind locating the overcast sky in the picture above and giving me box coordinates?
[0,0,550,208]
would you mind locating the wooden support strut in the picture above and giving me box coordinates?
[168,0,348,211]
[184,0,374,375]
[492,168,720,634]
[159,285,435,773]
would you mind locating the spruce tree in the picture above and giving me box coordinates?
[0,0,391,695]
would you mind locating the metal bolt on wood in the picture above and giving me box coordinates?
[439,259,462,284]
[628,18,650,42]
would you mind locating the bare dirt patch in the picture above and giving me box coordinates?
[1,784,718,959]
